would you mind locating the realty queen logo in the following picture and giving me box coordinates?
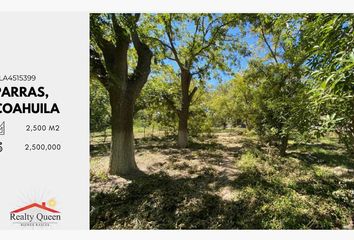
[10,198,61,227]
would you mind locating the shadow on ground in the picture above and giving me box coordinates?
[90,134,354,229]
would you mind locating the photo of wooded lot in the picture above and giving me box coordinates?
[90,13,354,229]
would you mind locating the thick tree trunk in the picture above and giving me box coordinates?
[177,70,193,148]
[178,109,189,148]
[91,14,152,177]
[109,92,138,176]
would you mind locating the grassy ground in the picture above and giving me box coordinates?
[90,129,354,229]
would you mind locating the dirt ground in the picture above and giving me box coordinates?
[91,132,250,199]
[90,130,354,229]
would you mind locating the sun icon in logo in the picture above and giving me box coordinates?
[47,198,57,208]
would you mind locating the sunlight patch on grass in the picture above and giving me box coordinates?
[90,156,109,181]
[231,142,354,229]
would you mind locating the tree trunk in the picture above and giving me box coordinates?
[279,135,289,157]
[177,69,193,148]
[178,109,189,148]
[103,129,107,144]
[109,91,138,176]
[91,14,153,177]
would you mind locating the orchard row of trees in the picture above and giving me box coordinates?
[90,13,354,176]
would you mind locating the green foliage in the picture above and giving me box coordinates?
[139,14,248,146]
[188,91,214,137]
[208,81,239,129]
[219,61,313,156]
[301,14,354,154]
[135,66,179,134]
[142,14,246,80]
[90,78,111,132]
[230,14,314,155]
[247,63,312,148]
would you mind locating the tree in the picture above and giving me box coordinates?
[247,62,312,156]
[90,14,153,176]
[136,65,212,138]
[243,14,312,156]
[146,14,244,147]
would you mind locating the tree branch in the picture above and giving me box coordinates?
[91,24,116,67]
[188,86,198,101]
[146,36,174,52]
[111,13,130,45]
[163,14,184,69]
[90,47,110,90]
[128,17,153,98]
[189,17,232,64]
[162,94,180,115]
[260,25,279,64]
